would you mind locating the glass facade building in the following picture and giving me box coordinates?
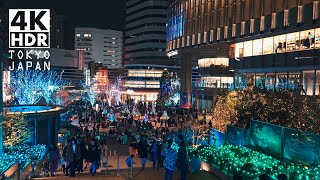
[167,0,320,96]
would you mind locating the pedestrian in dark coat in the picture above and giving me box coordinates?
[76,138,85,173]
[65,138,78,177]
[177,140,188,180]
[139,137,148,171]
[150,140,159,170]
[48,144,60,176]
[87,139,101,176]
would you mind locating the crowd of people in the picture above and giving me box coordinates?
[44,99,205,179]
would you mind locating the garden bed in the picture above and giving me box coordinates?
[0,145,46,177]
[189,144,320,179]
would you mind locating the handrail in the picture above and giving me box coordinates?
[0,162,19,180]
[0,147,49,180]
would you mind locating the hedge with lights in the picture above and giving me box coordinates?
[189,144,320,179]
[212,86,320,134]
[0,144,46,175]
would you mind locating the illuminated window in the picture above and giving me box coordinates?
[316,28,320,49]
[198,58,229,68]
[235,42,244,58]
[76,34,80,37]
[263,37,274,55]
[200,76,233,88]
[244,41,253,57]
[274,34,286,53]
[112,38,116,40]
[253,39,262,56]
[286,32,299,52]
[300,30,315,49]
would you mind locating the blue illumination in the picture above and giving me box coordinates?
[7,70,64,105]
[6,106,51,112]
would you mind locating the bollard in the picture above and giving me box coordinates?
[105,156,109,174]
[116,154,120,176]
[130,157,134,179]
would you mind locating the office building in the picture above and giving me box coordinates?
[167,0,320,108]
[51,11,75,50]
[49,48,85,85]
[75,28,123,68]
[124,0,174,102]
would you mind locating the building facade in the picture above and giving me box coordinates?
[125,0,168,63]
[51,11,75,50]
[49,48,85,85]
[124,0,175,102]
[75,28,123,68]
[167,0,320,107]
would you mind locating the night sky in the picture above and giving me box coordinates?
[0,0,126,31]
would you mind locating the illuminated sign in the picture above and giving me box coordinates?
[9,9,50,48]
[8,9,51,71]
[167,50,178,57]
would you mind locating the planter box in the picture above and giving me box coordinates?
[201,161,232,180]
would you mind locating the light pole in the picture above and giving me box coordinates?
[0,46,3,154]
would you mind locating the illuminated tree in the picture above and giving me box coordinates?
[2,113,31,146]
[106,77,122,106]
[212,91,238,132]
[52,89,72,106]
[7,70,64,105]
[156,70,180,108]
[212,86,320,134]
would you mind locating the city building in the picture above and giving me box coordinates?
[123,60,180,102]
[167,0,320,108]
[75,28,123,68]
[49,48,85,85]
[124,0,174,102]
[51,11,75,50]
[108,67,125,84]
[196,58,233,110]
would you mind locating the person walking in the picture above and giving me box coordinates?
[150,140,159,170]
[48,144,60,176]
[190,151,201,173]
[161,139,177,180]
[177,138,188,180]
[87,138,101,176]
[65,138,78,177]
[139,136,148,171]
[76,138,85,174]
[62,141,69,176]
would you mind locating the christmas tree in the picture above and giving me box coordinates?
[156,69,180,109]
[2,113,32,146]
[212,86,320,134]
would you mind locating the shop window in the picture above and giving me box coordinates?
[265,74,275,91]
[288,73,300,90]
[274,34,286,53]
[316,71,320,95]
[244,41,253,57]
[300,30,315,49]
[253,39,263,56]
[235,42,244,58]
[303,71,315,95]
[286,32,299,52]
[276,74,288,90]
[256,74,265,89]
[315,28,320,49]
[263,37,274,55]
